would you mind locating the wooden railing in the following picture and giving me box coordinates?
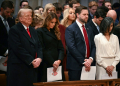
[0,74,7,86]
[33,79,120,86]
[1,73,120,86]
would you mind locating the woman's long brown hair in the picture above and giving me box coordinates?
[42,12,61,40]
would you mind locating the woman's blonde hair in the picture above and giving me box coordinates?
[61,8,75,27]
[32,13,43,28]
[42,3,56,18]
[42,12,61,40]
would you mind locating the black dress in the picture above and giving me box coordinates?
[37,27,65,82]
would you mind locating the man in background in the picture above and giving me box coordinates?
[88,1,98,22]
[69,0,80,10]
[97,0,105,7]
[0,1,14,74]
[87,9,106,37]
[14,0,29,19]
[102,1,112,10]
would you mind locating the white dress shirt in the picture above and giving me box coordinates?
[76,20,93,61]
[22,24,29,30]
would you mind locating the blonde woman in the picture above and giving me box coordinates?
[42,3,56,18]
[32,13,43,29]
[61,8,76,27]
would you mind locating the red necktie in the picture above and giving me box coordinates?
[27,28,31,38]
[82,25,90,58]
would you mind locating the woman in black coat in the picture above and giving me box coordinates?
[37,12,65,82]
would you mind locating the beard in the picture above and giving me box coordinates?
[2,11,9,19]
[2,13,7,19]
[79,16,88,23]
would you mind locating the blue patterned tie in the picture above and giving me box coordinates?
[4,19,9,34]
[96,25,100,32]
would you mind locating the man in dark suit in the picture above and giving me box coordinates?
[87,9,106,37]
[14,0,29,19]
[65,6,96,81]
[113,24,120,78]
[7,8,43,86]
[87,1,98,22]
[0,1,14,74]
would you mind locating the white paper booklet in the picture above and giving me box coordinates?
[0,57,7,72]
[47,66,62,82]
[101,71,117,80]
[80,66,96,80]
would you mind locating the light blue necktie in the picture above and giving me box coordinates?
[96,25,100,32]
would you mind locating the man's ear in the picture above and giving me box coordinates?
[76,13,79,18]
[88,7,90,11]
[94,16,96,19]
[1,7,4,12]
[19,17,22,22]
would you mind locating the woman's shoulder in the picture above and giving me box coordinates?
[111,33,118,39]
[36,27,46,32]
[94,33,103,39]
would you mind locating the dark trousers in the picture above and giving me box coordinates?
[0,70,6,74]
[116,62,120,78]
[68,69,82,81]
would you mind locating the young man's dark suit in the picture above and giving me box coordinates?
[7,22,43,86]
[87,13,93,23]
[87,19,99,37]
[0,17,15,56]
[113,26,120,78]
[87,19,99,66]
[65,21,96,80]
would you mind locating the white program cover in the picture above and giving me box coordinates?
[47,66,62,82]
[81,66,96,80]
[101,71,117,80]
[0,57,7,72]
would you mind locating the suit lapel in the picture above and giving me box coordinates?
[29,27,36,43]
[43,27,57,40]
[74,22,84,42]
[90,20,99,34]
[17,22,35,44]
[0,17,8,35]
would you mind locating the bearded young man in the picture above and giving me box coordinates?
[0,1,14,74]
[65,6,96,81]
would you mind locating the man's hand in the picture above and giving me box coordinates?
[32,58,42,68]
[84,58,92,68]
[85,66,91,72]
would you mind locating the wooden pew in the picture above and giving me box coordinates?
[64,71,69,81]
[110,79,120,86]
[0,74,7,86]
[33,80,111,86]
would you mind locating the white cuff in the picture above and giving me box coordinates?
[89,57,93,61]
[4,49,8,56]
